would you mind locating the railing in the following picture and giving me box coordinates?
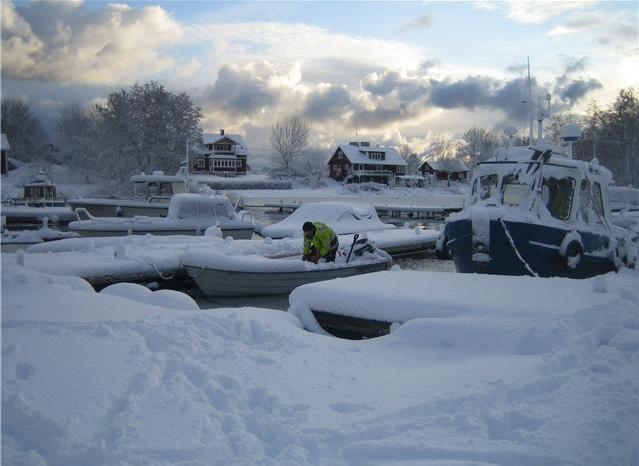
[349,169,394,176]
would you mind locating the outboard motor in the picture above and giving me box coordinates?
[352,235,376,257]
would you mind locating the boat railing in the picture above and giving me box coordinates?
[147,195,172,204]
[73,207,94,221]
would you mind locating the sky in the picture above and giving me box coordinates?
[1,0,638,154]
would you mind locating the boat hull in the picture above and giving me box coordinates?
[444,218,616,279]
[68,200,169,218]
[185,260,391,297]
[69,226,254,240]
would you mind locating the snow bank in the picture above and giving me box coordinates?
[2,261,638,465]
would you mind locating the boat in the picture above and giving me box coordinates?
[6,171,67,207]
[437,139,637,279]
[67,171,186,217]
[183,236,392,297]
[68,193,255,239]
[258,201,396,239]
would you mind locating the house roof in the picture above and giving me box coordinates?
[421,158,469,172]
[336,143,407,167]
[202,133,248,156]
[1,134,11,151]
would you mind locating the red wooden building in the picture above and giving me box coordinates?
[327,141,407,184]
[190,130,248,176]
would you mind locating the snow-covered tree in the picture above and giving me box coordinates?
[56,82,203,188]
[1,98,48,163]
[460,127,498,168]
[292,147,328,186]
[399,144,421,175]
[270,116,309,174]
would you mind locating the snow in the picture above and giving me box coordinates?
[2,261,638,465]
[258,201,392,238]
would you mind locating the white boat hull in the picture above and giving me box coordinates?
[68,200,169,218]
[185,260,391,297]
[70,226,254,240]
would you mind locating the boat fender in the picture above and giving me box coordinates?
[559,230,583,269]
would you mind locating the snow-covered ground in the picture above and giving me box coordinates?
[3,162,638,465]
[2,258,638,465]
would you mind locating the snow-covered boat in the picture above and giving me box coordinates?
[6,171,67,207]
[183,237,392,297]
[257,201,395,239]
[68,193,255,239]
[68,172,186,217]
[437,143,637,278]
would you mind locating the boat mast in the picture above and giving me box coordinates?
[185,137,190,193]
[527,57,534,145]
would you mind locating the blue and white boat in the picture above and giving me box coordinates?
[438,141,637,279]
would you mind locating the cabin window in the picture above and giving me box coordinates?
[592,182,605,218]
[158,182,172,196]
[215,203,230,218]
[471,179,478,196]
[502,174,529,206]
[133,182,147,197]
[479,174,498,200]
[543,176,575,220]
[147,182,159,197]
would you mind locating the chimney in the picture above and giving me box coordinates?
[220,129,225,136]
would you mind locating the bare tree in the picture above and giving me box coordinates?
[1,98,48,163]
[460,127,498,167]
[399,144,421,175]
[293,147,328,186]
[270,116,309,174]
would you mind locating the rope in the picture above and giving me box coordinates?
[499,218,539,277]
[132,257,184,281]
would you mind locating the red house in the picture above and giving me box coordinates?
[419,158,469,181]
[190,130,248,176]
[327,141,407,184]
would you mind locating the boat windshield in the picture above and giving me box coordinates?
[542,176,575,220]
[133,182,147,198]
[479,174,499,201]
[502,174,530,206]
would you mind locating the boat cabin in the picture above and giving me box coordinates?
[167,193,236,220]
[468,146,613,227]
[17,172,66,207]
[130,172,186,203]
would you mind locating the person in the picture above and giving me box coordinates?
[302,221,339,263]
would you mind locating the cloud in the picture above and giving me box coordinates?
[1,1,183,85]
[302,85,352,122]
[554,78,602,105]
[562,56,589,75]
[397,14,433,33]
[203,63,281,117]
[506,1,593,24]
[419,59,441,74]
[547,9,637,54]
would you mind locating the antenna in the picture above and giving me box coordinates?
[527,56,534,145]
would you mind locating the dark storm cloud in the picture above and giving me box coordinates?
[555,78,602,105]
[428,76,499,109]
[349,104,415,129]
[362,70,428,100]
[302,86,352,122]
[563,57,589,75]
[204,65,279,116]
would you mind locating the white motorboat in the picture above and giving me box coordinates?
[68,193,255,239]
[68,172,186,217]
[183,237,392,297]
[258,201,395,239]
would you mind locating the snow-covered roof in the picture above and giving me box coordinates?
[336,143,407,167]
[201,133,248,156]
[1,133,10,151]
[421,158,469,172]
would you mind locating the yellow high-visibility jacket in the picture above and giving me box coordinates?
[303,222,338,257]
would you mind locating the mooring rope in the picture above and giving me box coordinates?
[499,218,539,277]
